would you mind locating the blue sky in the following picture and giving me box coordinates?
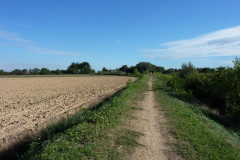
[1,0,240,71]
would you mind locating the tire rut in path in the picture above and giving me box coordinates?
[127,76,181,160]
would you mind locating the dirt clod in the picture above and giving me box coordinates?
[0,76,136,152]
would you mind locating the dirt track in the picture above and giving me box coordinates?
[127,77,181,160]
[0,76,136,152]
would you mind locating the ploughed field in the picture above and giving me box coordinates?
[0,76,136,152]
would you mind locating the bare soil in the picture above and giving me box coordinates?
[0,76,136,152]
[127,77,181,160]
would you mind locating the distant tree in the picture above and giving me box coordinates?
[67,62,79,74]
[22,69,28,75]
[55,69,62,75]
[164,68,175,74]
[155,66,165,73]
[40,68,51,75]
[216,66,226,72]
[90,69,95,74]
[12,69,22,75]
[29,68,40,75]
[126,66,136,74]
[135,62,155,73]
[0,70,4,75]
[102,67,108,72]
[199,67,215,73]
[78,62,91,74]
[67,62,92,74]
[119,65,128,72]
[51,69,62,75]
[179,62,197,78]
[233,57,240,69]
[61,70,68,74]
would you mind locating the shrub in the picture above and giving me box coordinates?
[166,74,192,101]
[161,58,240,121]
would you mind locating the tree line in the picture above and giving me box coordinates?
[0,62,93,75]
[0,61,224,76]
[0,62,169,76]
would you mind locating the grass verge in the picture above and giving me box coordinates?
[153,76,240,160]
[16,75,148,160]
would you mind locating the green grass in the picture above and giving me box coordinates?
[17,75,148,160]
[153,76,240,160]
[115,129,144,148]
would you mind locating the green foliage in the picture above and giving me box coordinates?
[67,62,92,74]
[164,68,177,74]
[163,74,193,101]
[155,66,165,73]
[79,62,92,74]
[225,58,240,120]
[198,67,215,73]
[179,62,197,78]
[135,62,156,73]
[133,68,143,79]
[51,69,62,75]
[29,68,40,75]
[102,67,108,72]
[153,77,240,160]
[22,69,28,75]
[12,69,23,75]
[126,79,132,88]
[67,62,79,74]
[39,68,51,75]
[115,129,143,148]
[119,65,128,72]
[162,58,240,121]
[0,69,4,75]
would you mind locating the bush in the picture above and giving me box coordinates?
[160,58,240,121]
[166,74,192,101]
[225,59,240,120]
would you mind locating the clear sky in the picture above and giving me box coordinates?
[1,0,240,71]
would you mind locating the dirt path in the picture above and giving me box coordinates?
[127,76,181,160]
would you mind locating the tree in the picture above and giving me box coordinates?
[51,69,62,75]
[119,65,128,72]
[179,62,197,78]
[12,69,22,75]
[102,67,108,72]
[78,62,91,74]
[126,66,136,74]
[67,62,79,74]
[135,62,155,73]
[164,68,175,74]
[155,66,165,73]
[216,66,226,72]
[90,69,95,74]
[40,68,51,75]
[22,69,28,75]
[29,68,40,75]
[67,62,92,74]
[199,67,215,73]
[0,70,4,75]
